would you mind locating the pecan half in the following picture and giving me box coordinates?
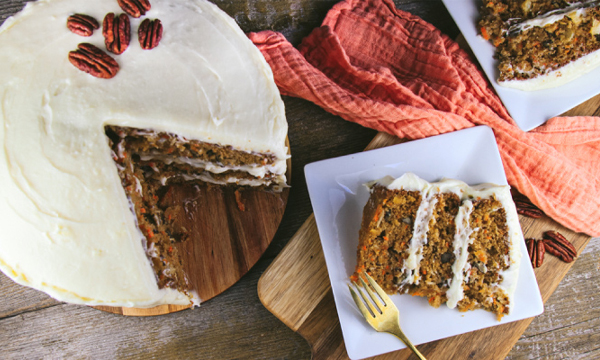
[138,18,163,50]
[117,0,151,18]
[68,43,119,79]
[103,13,131,55]
[543,230,577,263]
[535,238,545,268]
[67,14,100,37]
[526,238,546,268]
[514,199,544,218]
[516,206,544,218]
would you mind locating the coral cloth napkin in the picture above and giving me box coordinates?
[249,0,600,237]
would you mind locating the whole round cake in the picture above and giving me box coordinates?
[0,0,288,307]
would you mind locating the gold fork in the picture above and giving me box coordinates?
[348,273,427,360]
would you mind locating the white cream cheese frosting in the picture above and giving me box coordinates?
[372,173,523,314]
[446,199,476,308]
[378,174,467,286]
[445,183,523,313]
[498,48,600,91]
[0,0,287,307]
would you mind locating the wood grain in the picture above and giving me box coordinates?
[258,128,593,359]
[508,238,600,359]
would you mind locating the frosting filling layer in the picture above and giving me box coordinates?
[109,126,286,189]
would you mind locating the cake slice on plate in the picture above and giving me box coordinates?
[353,173,523,320]
[479,0,600,90]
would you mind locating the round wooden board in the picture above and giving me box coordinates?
[93,142,291,316]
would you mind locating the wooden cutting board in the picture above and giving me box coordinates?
[94,150,291,316]
[258,126,593,359]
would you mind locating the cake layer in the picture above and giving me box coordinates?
[354,183,420,293]
[478,0,575,45]
[354,173,523,320]
[0,0,287,307]
[108,126,286,189]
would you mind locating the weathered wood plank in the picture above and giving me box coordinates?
[0,272,60,319]
[0,260,312,360]
[212,0,460,46]
[507,237,600,360]
[0,0,25,24]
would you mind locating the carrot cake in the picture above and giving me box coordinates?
[353,173,523,320]
[0,0,287,307]
[479,0,600,90]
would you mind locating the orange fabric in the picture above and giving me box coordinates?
[248,0,600,236]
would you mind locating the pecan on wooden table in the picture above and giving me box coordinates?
[513,194,544,218]
[543,230,577,263]
[526,238,545,268]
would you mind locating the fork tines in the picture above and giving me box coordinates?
[348,273,427,360]
[349,273,388,317]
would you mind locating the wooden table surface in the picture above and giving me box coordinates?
[1,1,599,359]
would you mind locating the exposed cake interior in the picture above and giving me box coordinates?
[106,126,286,189]
[479,0,600,90]
[105,125,287,295]
[353,173,523,320]
[412,192,460,308]
[354,185,420,293]
[449,197,511,317]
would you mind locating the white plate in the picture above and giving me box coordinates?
[304,126,544,360]
[442,0,600,131]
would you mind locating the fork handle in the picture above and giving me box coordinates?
[388,327,427,360]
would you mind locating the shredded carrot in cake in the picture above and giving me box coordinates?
[234,189,246,212]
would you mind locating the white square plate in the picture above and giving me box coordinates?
[304,126,544,360]
[442,0,600,131]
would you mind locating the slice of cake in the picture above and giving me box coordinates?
[0,0,287,307]
[479,0,600,90]
[353,173,523,320]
